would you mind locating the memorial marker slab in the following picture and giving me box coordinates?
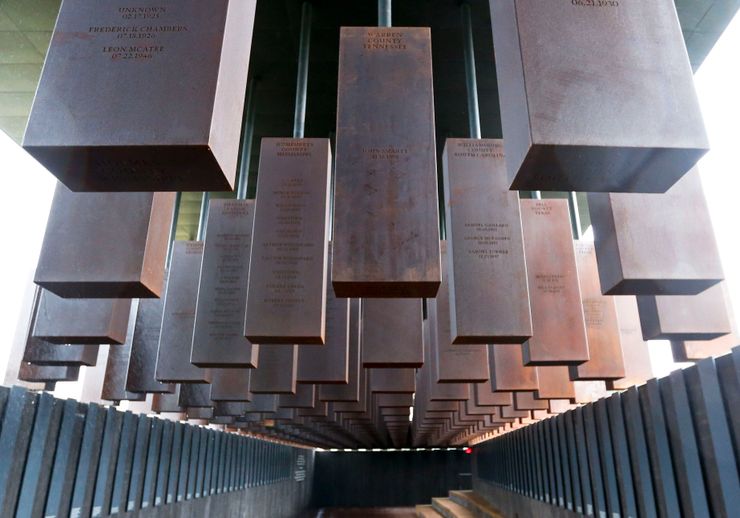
[23,342,98,367]
[179,384,212,408]
[607,296,653,390]
[490,344,538,392]
[333,27,440,297]
[319,299,362,402]
[103,341,146,401]
[442,139,531,343]
[424,320,470,401]
[155,241,211,384]
[589,168,723,295]
[250,345,298,394]
[193,199,258,368]
[151,387,184,414]
[33,290,131,345]
[672,334,740,364]
[361,298,423,368]
[637,282,732,340]
[520,200,589,365]
[571,241,625,381]
[213,402,249,417]
[24,0,257,191]
[514,392,549,411]
[244,394,278,414]
[18,364,80,383]
[186,408,214,421]
[368,368,415,394]
[297,280,350,384]
[126,296,175,394]
[430,242,489,383]
[279,384,315,409]
[209,369,252,402]
[375,394,413,408]
[474,381,514,407]
[245,138,331,344]
[535,366,576,401]
[489,0,708,192]
[35,186,175,298]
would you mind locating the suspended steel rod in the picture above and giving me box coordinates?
[165,192,182,268]
[379,0,392,27]
[197,192,210,241]
[568,191,583,239]
[293,2,313,139]
[237,79,258,200]
[461,2,481,139]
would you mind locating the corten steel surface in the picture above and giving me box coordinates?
[607,296,654,391]
[442,139,531,343]
[279,384,315,409]
[514,391,549,411]
[209,368,252,402]
[430,242,489,383]
[368,368,415,394]
[297,274,350,384]
[423,319,470,401]
[331,368,368,413]
[520,199,589,365]
[18,364,80,383]
[178,384,212,408]
[126,295,175,394]
[186,407,213,420]
[245,138,331,344]
[500,405,530,420]
[319,299,362,402]
[673,337,724,363]
[244,394,278,414]
[489,0,708,193]
[154,241,211,384]
[34,187,175,298]
[361,298,424,368]
[102,347,146,403]
[212,402,249,417]
[489,344,538,392]
[474,381,514,407]
[332,27,440,298]
[375,394,413,408]
[464,398,497,417]
[637,283,732,341]
[23,342,98,367]
[150,387,183,414]
[534,366,576,401]
[192,199,258,367]
[571,241,626,381]
[104,304,146,402]
[250,344,298,394]
[33,289,131,345]
[588,168,723,295]
[23,0,257,191]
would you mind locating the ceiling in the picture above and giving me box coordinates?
[0,0,737,238]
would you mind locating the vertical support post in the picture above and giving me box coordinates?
[165,192,182,268]
[237,79,257,200]
[379,0,392,27]
[197,193,209,241]
[461,2,481,140]
[293,2,313,140]
[569,192,583,239]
